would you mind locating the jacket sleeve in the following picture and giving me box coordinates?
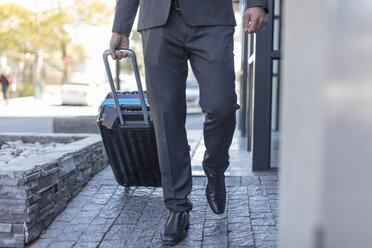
[246,0,269,13]
[112,0,140,37]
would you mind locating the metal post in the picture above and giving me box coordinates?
[115,59,120,90]
[240,33,249,137]
[252,0,273,171]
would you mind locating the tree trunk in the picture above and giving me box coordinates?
[61,41,67,84]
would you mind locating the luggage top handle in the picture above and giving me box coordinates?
[103,49,150,127]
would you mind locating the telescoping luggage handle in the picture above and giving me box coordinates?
[102,49,150,127]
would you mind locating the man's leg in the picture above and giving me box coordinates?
[140,11,193,245]
[187,25,237,176]
[140,12,193,213]
[187,25,237,213]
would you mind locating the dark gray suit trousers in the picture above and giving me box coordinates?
[141,8,238,212]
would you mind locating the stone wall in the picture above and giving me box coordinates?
[0,133,108,247]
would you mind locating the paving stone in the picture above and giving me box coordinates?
[242,176,260,186]
[203,221,228,236]
[124,233,154,247]
[91,195,112,205]
[254,232,278,242]
[249,199,271,206]
[255,241,279,248]
[252,225,278,234]
[228,200,249,210]
[249,196,269,202]
[250,212,274,219]
[205,210,227,220]
[274,217,279,225]
[78,230,105,242]
[70,215,96,225]
[54,212,78,222]
[103,225,136,240]
[47,221,69,231]
[172,240,202,248]
[228,216,251,224]
[188,224,203,241]
[228,185,248,193]
[76,210,100,218]
[202,234,228,247]
[251,218,276,226]
[27,238,53,248]
[98,207,122,219]
[272,209,279,217]
[268,194,279,200]
[114,211,142,225]
[73,241,100,248]
[192,177,206,187]
[78,189,99,196]
[248,187,267,197]
[189,214,205,225]
[228,222,251,232]
[98,179,119,186]
[225,177,241,187]
[57,230,82,241]
[229,228,254,239]
[260,181,278,188]
[97,239,125,248]
[64,224,89,232]
[70,196,91,205]
[90,217,115,226]
[150,238,202,248]
[85,224,112,233]
[96,186,118,195]
[228,208,249,217]
[48,240,76,248]
[228,234,255,247]
[26,130,279,248]
[266,188,279,194]
[269,201,279,210]
[249,205,272,214]
[259,175,278,181]
[39,228,63,239]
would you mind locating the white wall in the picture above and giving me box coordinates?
[279,1,372,248]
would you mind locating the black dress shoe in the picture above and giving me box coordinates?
[161,211,190,246]
[205,172,226,214]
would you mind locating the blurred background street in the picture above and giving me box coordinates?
[0,94,205,132]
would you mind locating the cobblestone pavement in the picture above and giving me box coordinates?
[27,130,279,248]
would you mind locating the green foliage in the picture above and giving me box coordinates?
[69,0,113,26]
[0,0,113,84]
[0,3,36,55]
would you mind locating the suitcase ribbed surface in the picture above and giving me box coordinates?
[97,91,162,187]
[98,122,161,187]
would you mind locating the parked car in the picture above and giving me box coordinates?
[60,73,109,106]
[186,77,202,113]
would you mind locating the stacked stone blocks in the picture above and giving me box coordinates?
[0,133,108,247]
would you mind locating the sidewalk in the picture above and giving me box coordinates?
[0,96,99,117]
[26,130,279,248]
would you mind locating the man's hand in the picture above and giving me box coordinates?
[109,32,130,59]
[244,7,267,34]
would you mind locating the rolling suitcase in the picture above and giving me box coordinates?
[97,49,162,187]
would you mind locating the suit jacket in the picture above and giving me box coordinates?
[112,0,268,36]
